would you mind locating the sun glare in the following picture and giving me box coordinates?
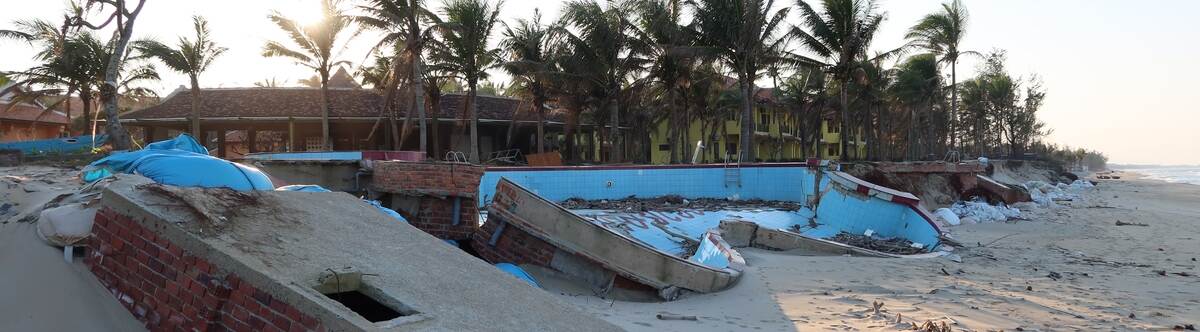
[279,1,324,28]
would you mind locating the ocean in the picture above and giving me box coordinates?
[1118,166,1200,185]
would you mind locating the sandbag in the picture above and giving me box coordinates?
[36,203,98,247]
[933,208,961,226]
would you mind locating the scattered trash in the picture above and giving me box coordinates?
[560,195,801,212]
[829,232,924,255]
[1174,323,1196,330]
[1047,271,1063,280]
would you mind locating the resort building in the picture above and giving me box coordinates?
[648,88,865,164]
[0,83,69,142]
[120,70,594,161]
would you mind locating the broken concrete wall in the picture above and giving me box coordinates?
[372,161,483,240]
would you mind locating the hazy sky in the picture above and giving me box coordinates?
[2,0,1198,165]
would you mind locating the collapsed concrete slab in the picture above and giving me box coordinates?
[473,163,946,300]
[87,175,618,331]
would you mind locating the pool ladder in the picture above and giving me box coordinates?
[723,154,742,188]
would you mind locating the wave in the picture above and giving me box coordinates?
[1119,166,1200,185]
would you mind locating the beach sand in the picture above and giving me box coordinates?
[1,166,1196,331]
[559,171,1199,331]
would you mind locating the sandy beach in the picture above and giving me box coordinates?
[558,171,1200,331]
[2,167,1197,331]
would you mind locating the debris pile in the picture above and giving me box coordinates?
[829,232,926,255]
[1024,180,1094,207]
[949,198,1021,224]
[561,195,802,212]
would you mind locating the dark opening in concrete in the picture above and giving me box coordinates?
[325,290,404,323]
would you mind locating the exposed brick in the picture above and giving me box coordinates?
[86,207,322,332]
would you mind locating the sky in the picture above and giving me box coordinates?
[2,0,1198,165]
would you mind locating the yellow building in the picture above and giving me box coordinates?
[649,89,865,164]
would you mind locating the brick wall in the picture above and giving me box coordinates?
[88,207,324,332]
[372,161,483,240]
[470,215,556,267]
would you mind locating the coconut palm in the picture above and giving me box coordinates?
[427,0,504,163]
[559,0,645,162]
[500,9,555,154]
[263,0,354,151]
[633,0,702,163]
[906,0,974,152]
[134,16,227,137]
[354,0,440,152]
[889,54,942,160]
[792,0,890,160]
[691,0,791,162]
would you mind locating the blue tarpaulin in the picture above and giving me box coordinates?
[494,263,540,288]
[275,184,408,223]
[0,135,106,155]
[83,134,273,191]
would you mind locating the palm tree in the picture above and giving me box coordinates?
[633,0,701,163]
[559,0,644,162]
[500,9,555,154]
[691,0,790,162]
[263,0,353,151]
[134,16,227,138]
[428,0,504,163]
[907,0,973,153]
[355,0,440,153]
[890,54,941,160]
[792,0,889,160]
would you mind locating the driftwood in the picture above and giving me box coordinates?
[1115,220,1149,227]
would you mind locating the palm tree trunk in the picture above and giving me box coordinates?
[950,61,958,152]
[189,74,201,137]
[608,95,620,163]
[80,92,93,136]
[320,73,331,151]
[739,79,754,162]
[428,90,442,158]
[534,87,545,154]
[412,56,428,155]
[564,108,578,162]
[839,81,849,160]
[468,82,480,163]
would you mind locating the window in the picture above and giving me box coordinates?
[658,144,671,151]
[827,145,839,156]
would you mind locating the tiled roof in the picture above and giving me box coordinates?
[125,88,569,123]
[0,102,70,124]
[124,88,383,119]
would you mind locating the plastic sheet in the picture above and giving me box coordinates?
[82,135,272,191]
[275,185,408,223]
[933,207,961,226]
[494,263,540,288]
[950,199,1020,223]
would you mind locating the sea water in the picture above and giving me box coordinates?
[1120,166,1200,185]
